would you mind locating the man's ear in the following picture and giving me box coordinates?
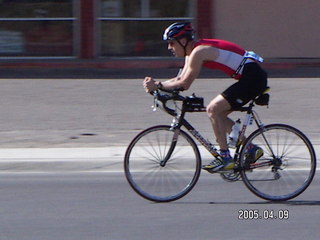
[180,38,189,46]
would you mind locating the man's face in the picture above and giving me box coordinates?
[167,39,185,57]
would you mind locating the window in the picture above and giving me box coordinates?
[0,0,75,57]
[99,0,194,57]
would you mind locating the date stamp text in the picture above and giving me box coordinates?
[238,209,289,220]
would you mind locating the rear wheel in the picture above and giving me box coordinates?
[240,124,316,201]
[124,125,201,202]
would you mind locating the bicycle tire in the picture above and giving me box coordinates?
[240,124,316,201]
[124,125,201,202]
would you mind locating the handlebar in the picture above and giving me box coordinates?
[150,90,185,115]
[151,90,205,115]
[150,89,185,101]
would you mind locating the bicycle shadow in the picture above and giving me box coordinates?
[169,200,320,206]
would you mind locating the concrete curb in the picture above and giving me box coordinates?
[1,58,320,70]
[1,58,320,79]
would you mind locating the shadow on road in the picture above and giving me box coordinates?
[166,200,320,206]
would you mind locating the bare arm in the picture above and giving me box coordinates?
[143,45,219,92]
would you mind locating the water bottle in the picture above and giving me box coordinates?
[228,119,241,148]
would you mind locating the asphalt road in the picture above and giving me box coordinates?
[0,76,320,148]
[0,172,319,240]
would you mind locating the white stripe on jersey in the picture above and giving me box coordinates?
[216,49,255,75]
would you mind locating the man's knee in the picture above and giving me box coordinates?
[207,97,231,119]
[206,103,218,119]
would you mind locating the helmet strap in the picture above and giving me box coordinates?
[176,38,190,57]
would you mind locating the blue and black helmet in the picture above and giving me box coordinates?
[163,22,194,41]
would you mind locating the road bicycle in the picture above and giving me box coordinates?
[124,88,316,202]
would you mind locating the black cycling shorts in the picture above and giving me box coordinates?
[222,62,268,109]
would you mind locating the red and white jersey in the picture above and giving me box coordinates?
[195,39,262,79]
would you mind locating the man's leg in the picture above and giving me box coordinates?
[203,94,235,171]
[206,94,233,150]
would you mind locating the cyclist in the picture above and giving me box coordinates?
[143,22,267,172]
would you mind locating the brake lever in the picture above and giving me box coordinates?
[152,96,158,111]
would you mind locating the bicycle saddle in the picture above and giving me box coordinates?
[255,87,270,106]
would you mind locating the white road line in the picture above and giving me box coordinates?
[0,147,126,161]
[0,145,318,173]
[0,147,126,173]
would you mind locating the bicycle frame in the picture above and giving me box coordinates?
[153,90,267,168]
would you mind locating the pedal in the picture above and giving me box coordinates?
[202,168,217,174]
[203,167,229,174]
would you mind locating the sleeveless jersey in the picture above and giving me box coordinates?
[195,39,257,80]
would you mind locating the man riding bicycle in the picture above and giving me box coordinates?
[143,22,268,172]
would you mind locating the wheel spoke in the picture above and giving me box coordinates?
[240,124,316,201]
[124,126,201,202]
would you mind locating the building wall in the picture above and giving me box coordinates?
[213,0,320,58]
[1,0,319,59]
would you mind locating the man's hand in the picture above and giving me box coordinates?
[143,77,158,93]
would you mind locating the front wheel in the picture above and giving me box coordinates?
[240,124,316,201]
[124,125,201,202]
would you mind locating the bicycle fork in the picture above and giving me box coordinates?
[160,127,179,167]
[159,114,183,167]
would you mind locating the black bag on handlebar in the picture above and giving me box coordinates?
[185,95,205,112]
